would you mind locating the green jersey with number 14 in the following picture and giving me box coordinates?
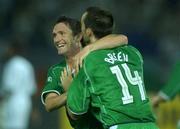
[67,45,156,128]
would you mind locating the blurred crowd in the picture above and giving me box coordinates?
[0,0,179,90]
[0,0,179,129]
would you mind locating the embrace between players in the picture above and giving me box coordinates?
[41,6,159,129]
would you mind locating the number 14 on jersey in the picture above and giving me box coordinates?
[110,63,146,105]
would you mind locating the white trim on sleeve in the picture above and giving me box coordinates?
[159,91,170,100]
[41,90,61,105]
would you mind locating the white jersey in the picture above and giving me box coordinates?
[1,55,37,129]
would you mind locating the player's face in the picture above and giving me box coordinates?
[81,12,90,45]
[53,22,74,55]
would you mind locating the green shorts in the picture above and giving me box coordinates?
[68,111,103,129]
[109,122,159,129]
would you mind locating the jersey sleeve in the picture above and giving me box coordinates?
[159,62,180,100]
[67,68,90,115]
[41,67,64,105]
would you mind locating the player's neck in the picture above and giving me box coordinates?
[65,50,79,67]
[65,46,80,59]
[66,57,74,68]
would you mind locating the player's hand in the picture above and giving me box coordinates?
[151,95,165,108]
[73,45,92,72]
[60,67,73,92]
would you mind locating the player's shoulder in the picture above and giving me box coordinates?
[85,45,129,58]
[84,44,143,64]
[48,61,66,72]
[83,48,117,68]
[126,45,141,53]
[126,45,143,61]
[85,47,113,58]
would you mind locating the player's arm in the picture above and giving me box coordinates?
[41,66,68,112]
[60,67,73,92]
[151,94,166,108]
[74,34,128,68]
[159,62,180,99]
[45,67,74,112]
[89,34,128,49]
[44,92,67,112]
[152,62,180,108]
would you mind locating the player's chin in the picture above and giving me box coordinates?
[57,48,65,55]
[57,50,64,55]
[58,52,65,55]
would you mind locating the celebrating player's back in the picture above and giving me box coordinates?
[67,6,159,129]
[68,45,158,129]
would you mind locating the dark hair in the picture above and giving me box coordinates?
[55,16,81,36]
[84,6,114,38]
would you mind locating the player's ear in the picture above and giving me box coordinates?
[86,28,93,37]
[74,33,82,43]
[76,33,82,42]
[74,33,82,47]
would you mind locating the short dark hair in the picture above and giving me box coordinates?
[84,7,114,38]
[55,16,81,36]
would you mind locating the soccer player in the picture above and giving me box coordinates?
[67,7,159,129]
[152,61,180,129]
[152,61,180,107]
[1,41,37,129]
[41,16,128,129]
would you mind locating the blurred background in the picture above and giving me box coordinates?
[0,0,179,129]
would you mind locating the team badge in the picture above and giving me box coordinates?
[47,76,52,82]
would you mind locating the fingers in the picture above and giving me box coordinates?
[64,67,73,78]
[75,58,79,75]
[64,67,67,76]
[67,67,73,79]
[60,67,73,92]
[60,76,62,83]
[79,56,83,68]
[74,53,82,70]
[60,68,67,82]
[72,56,78,75]
[73,55,83,73]
[60,70,64,82]
[75,47,89,68]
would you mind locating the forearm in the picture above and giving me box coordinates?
[160,62,180,100]
[88,34,128,51]
[158,91,170,101]
[159,87,180,101]
[45,92,67,112]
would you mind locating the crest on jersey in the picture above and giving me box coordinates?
[47,76,52,82]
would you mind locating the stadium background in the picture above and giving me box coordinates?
[0,0,179,129]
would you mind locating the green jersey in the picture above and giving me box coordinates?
[41,61,66,104]
[41,61,103,129]
[159,61,180,100]
[67,45,156,129]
